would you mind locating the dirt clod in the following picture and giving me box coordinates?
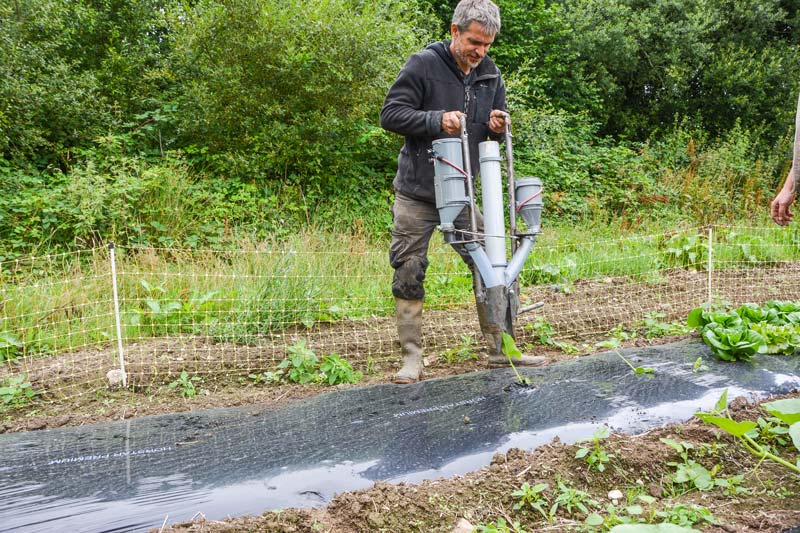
[648,483,663,499]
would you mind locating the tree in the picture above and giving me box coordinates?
[169,0,432,202]
[559,0,800,140]
[0,0,175,167]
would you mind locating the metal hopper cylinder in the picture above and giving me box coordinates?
[515,177,543,233]
[432,138,469,230]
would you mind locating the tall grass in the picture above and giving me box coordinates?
[3,220,800,361]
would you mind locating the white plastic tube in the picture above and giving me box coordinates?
[465,243,503,288]
[504,236,536,287]
[478,141,506,277]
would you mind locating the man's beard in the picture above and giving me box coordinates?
[454,42,483,69]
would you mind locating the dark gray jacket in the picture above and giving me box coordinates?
[380,40,506,203]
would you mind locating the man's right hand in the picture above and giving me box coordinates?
[771,187,796,226]
[441,111,465,136]
[771,172,796,226]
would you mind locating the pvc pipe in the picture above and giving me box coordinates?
[478,141,506,276]
[465,242,503,288]
[504,235,536,287]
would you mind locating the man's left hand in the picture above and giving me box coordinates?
[489,110,508,134]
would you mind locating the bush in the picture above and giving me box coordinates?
[509,109,663,222]
[0,0,174,166]
[169,0,432,213]
[0,147,229,258]
[644,120,790,223]
[557,0,800,142]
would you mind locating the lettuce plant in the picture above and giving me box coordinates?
[688,301,800,360]
[701,326,764,362]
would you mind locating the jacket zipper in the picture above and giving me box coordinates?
[464,85,470,120]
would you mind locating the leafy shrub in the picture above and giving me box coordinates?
[557,0,800,141]
[0,0,173,165]
[0,151,230,257]
[510,109,663,223]
[170,0,430,215]
[646,121,787,223]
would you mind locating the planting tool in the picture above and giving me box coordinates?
[430,113,543,347]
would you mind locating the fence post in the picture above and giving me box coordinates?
[707,225,713,303]
[109,243,127,388]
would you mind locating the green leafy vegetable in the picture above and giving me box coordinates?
[701,327,764,362]
[750,323,800,355]
[735,303,780,326]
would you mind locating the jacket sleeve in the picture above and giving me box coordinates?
[380,54,444,138]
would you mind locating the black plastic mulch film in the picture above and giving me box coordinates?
[1,339,799,532]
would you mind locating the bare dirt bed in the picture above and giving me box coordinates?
[5,265,796,433]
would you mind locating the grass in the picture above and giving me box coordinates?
[2,218,800,361]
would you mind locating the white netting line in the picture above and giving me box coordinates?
[1,225,800,401]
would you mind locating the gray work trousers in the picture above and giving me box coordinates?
[388,192,483,300]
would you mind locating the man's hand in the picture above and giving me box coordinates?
[442,111,465,135]
[489,110,508,134]
[771,185,796,226]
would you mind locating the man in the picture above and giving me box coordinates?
[771,92,800,226]
[380,0,546,384]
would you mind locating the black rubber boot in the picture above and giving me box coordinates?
[476,286,547,367]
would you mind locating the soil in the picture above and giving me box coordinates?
[3,267,800,531]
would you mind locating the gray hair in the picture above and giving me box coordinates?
[452,0,501,36]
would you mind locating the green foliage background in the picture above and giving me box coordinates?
[1,0,799,258]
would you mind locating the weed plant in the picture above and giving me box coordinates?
[0,375,38,410]
[275,341,361,386]
[440,335,479,363]
[576,426,615,472]
[168,370,202,398]
[511,482,550,521]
